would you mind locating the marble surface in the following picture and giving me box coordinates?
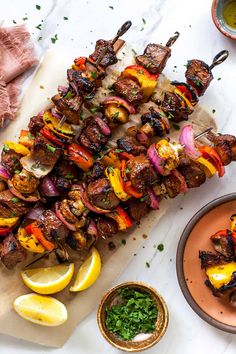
[0,0,236,353]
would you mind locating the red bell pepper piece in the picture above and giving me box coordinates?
[116,206,132,228]
[68,143,94,172]
[0,226,13,237]
[73,56,87,71]
[30,222,55,251]
[124,181,143,199]
[119,152,135,160]
[199,146,225,177]
[40,127,65,146]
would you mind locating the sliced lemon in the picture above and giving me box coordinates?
[14,293,68,326]
[21,263,74,295]
[70,247,101,292]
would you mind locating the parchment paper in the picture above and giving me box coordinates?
[0,47,217,347]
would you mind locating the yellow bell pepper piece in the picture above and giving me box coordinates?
[206,262,236,289]
[105,167,129,202]
[106,212,127,231]
[102,151,121,168]
[174,88,193,111]
[197,157,217,177]
[123,65,158,100]
[0,217,19,228]
[17,228,45,254]
[3,141,30,156]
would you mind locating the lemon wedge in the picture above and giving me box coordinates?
[70,247,101,292]
[21,263,74,295]
[14,293,68,326]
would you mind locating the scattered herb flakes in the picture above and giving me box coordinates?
[51,34,58,44]
[142,18,146,24]
[14,170,21,174]
[36,24,42,30]
[36,4,41,10]
[157,243,164,252]
[64,16,68,20]
[121,239,126,246]
[109,5,114,9]
[217,77,221,81]
[12,197,19,203]
[132,48,137,56]
[46,144,56,153]
[212,109,216,114]
[146,262,150,268]
[38,36,42,41]
[28,132,35,139]
[172,123,180,131]
[140,27,144,31]
[65,173,74,179]
[133,253,137,256]
[105,287,158,341]
[22,17,28,21]
[13,20,17,24]
[90,106,101,113]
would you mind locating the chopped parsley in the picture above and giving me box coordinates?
[3,144,9,152]
[14,170,21,174]
[109,5,114,9]
[22,17,28,21]
[212,109,216,114]
[140,27,144,31]
[105,287,158,341]
[172,123,180,130]
[13,20,17,24]
[36,4,41,10]
[46,144,56,153]
[12,197,19,203]
[132,48,137,56]
[112,111,120,121]
[65,173,74,179]
[121,239,126,246]
[38,36,43,41]
[91,71,97,79]
[36,24,42,30]
[64,90,73,100]
[51,34,58,44]
[217,77,221,81]
[28,132,35,139]
[90,106,101,113]
[157,243,164,252]
[64,16,68,20]
[142,18,146,24]
[146,261,150,268]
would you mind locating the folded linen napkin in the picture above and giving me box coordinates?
[0,25,38,126]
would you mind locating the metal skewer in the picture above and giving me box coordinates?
[209,50,229,70]
[194,127,213,140]
[166,31,180,48]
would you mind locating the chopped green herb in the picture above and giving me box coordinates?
[114,149,125,153]
[121,239,126,246]
[109,5,114,9]
[65,173,74,179]
[142,18,146,24]
[212,109,216,114]
[146,62,152,69]
[91,71,97,79]
[132,48,137,56]
[22,17,28,21]
[64,90,73,100]
[195,79,202,87]
[217,77,221,81]
[14,170,21,174]
[112,111,120,121]
[3,144,9,152]
[12,197,19,203]
[105,287,158,341]
[63,16,68,20]
[36,24,42,30]
[172,123,180,130]
[38,36,42,41]
[140,195,148,202]
[90,106,101,113]
[46,144,56,153]
[146,261,150,268]
[36,4,41,10]
[140,27,144,31]
[51,34,58,44]
[157,243,164,252]
[13,20,17,24]
[28,132,35,139]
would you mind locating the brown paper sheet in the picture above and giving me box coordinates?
[0,48,217,347]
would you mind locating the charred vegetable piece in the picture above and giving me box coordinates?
[210,229,236,259]
[17,227,45,253]
[68,143,93,171]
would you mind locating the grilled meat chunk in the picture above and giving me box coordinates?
[41,210,69,242]
[79,116,110,153]
[52,159,80,191]
[28,115,44,136]
[0,234,26,269]
[113,77,143,104]
[87,178,120,210]
[208,133,236,166]
[141,107,170,137]
[117,136,147,156]
[210,229,235,259]
[89,39,118,68]
[51,94,82,124]
[136,43,171,74]
[199,251,226,269]
[0,190,30,217]
[178,158,206,188]
[67,69,96,99]
[163,174,181,198]
[185,59,213,96]
[161,92,189,123]
[96,217,118,237]
[32,135,61,166]
[128,199,149,221]
[86,161,105,183]
[126,155,157,193]
[1,148,22,174]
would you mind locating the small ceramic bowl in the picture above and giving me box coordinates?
[97,282,168,352]
[211,0,236,39]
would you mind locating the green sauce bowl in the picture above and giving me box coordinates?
[212,0,236,39]
[97,282,168,352]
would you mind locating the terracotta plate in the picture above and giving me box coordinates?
[176,193,236,333]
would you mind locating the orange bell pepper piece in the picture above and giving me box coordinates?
[68,143,94,172]
[19,130,35,148]
[30,222,55,251]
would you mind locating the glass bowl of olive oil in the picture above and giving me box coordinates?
[212,0,236,39]
[97,282,168,352]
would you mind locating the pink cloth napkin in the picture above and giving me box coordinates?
[0,25,38,126]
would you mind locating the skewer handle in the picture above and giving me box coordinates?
[166,31,180,48]
[209,50,229,70]
[111,20,132,45]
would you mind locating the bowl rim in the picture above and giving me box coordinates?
[176,192,236,334]
[211,0,236,40]
[97,281,169,352]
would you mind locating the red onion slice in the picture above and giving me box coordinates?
[147,188,159,209]
[26,206,45,221]
[171,169,188,193]
[0,165,11,181]
[94,116,111,136]
[40,177,60,197]
[179,125,201,159]
[55,202,76,231]
[87,220,98,238]
[8,179,40,202]
[103,96,136,114]
[147,144,165,175]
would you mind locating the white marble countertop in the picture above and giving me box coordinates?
[0,0,236,353]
